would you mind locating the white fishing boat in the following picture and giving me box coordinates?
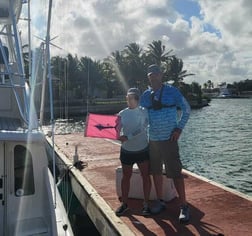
[0,0,73,235]
[218,87,232,98]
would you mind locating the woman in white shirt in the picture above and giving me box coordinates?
[115,88,151,216]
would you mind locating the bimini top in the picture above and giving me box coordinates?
[0,0,22,25]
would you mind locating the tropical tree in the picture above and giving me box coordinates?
[123,43,146,90]
[101,60,119,98]
[203,82,208,89]
[207,80,214,89]
[190,81,202,102]
[78,56,90,99]
[65,54,81,91]
[124,43,142,61]
[179,81,203,105]
[147,40,173,66]
[50,40,200,104]
[88,60,106,97]
[51,56,68,100]
[106,50,128,95]
[164,56,194,87]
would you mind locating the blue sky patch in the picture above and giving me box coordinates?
[173,0,220,37]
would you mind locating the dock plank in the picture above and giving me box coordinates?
[50,133,252,236]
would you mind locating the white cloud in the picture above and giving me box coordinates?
[21,0,252,86]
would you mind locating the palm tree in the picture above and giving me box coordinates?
[65,54,81,91]
[164,56,194,87]
[104,51,127,96]
[51,56,68,98]
[101,61,118,98]
[109,50,125,67]
[191,81,202,102]
[124,43,142,61]
[79,57,107,99]
[123,43,146,90]
[207,80,214,89]
[147,40,173,66]
[203,83,208,90]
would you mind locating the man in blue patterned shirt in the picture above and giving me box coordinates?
[140,64,191,223]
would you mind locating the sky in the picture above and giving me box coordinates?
[20,0,252,86]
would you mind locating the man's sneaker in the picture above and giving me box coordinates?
[115,203,129,216]
[179,205,190,223]
[151,200,166,214]
[142,204,151,216]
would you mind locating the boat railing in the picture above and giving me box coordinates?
[0,2,30,128]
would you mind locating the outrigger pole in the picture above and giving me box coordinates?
[43,0,57,207]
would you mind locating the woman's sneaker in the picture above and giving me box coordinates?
[179,205,190,223]
[115,203,129,216]
[151,200,166,214]
[142,203,151,216]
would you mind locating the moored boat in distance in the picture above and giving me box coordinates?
[0,0,73,235]
[215,82,250,98]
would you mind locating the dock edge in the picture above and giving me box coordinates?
[46,136,136,236]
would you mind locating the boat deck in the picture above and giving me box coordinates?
[50,132,252,236]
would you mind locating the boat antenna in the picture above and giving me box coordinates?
[28,0,32,83]
[45,0,57,207]
[86,59,89,114]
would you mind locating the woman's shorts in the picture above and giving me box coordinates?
[149,140,182,178]
[120,147,149,166]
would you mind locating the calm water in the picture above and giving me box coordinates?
[179,98,252,196]
[49,98,252,197]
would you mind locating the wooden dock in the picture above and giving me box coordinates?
[47,133,252,236]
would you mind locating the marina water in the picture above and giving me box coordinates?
[179,98,252,196]
[50,98,252,197]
